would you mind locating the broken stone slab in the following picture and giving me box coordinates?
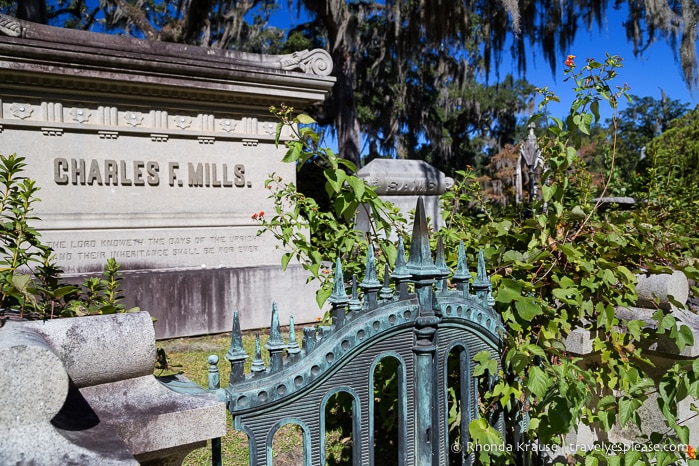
[636,270,689,310]
[565,271,695,356]
[22,311,156,388]
[0,322,137,465]
[359,159,452,196]
[0,311,226,465]
[592,196,636,210]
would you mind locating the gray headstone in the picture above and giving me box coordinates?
[357,159,453,235]
[0,18,335,337]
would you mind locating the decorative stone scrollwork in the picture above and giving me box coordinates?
[280,49,333,76]
[0,13,22,37]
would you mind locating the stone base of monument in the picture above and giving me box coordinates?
[0,311,226,465]
[66,263,320,339]
[559,271,699,458]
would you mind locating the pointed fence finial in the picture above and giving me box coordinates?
[251,333,266,376]
[406,197,440,278]
[349,274,362,312]
[266,303,286,373]
[329,257,349,303]
[360,244,381,288]
[392,237,410,278]
[392,237,411,299]
[225,310,249,384]
[452,241,471,297]
[379,263,394,301]
[287,315,301,360]
[329,257,349,327]
[360,244,381,310]
[473,249,491,305]
[435,235,450,293]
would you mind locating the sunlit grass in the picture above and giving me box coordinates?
[156,331,308,466]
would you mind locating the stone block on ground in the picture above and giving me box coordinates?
[0,311,226,465]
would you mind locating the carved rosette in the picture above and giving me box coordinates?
[219,119,237,133]
[70,108,91,124]
[125,111,144,127]
[174,115,192,130]
[262,122,276,136]
[280,49,333,76]
[10,103,33,119]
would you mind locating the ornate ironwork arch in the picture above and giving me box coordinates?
[206,197,504,465]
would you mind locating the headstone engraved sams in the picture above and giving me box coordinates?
[0,15,335,337]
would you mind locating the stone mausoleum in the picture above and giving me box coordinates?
[0,15,334,338]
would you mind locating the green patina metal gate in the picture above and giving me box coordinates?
[204,198,503,465]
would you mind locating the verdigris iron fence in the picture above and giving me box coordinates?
[202,198,503,465]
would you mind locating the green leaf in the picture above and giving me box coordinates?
[282,142,302,163]
[347,176,366,199]
[515,297,543,320]
[618,397,642,426]
[11,273,31,292]
[467,418,503,448]
[502,250,524,263]
[296,114,316,124]
[495,279,523,303]
[324,169,347,195]
[315,286,332,308]
[52,285,78,298]
[541,183,555,202]
[590,100,600,122]
[281,252,292,271]
[472,351,497,377]
[274,121,283,147]
[526,365,549,398]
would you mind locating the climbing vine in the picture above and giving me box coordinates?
[258,105,407,308]
[262,55,699,464]
[444,55,699,465]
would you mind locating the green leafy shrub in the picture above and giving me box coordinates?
[0,153,136,320]
[439,55,699,465]
[258,105,407,308]
[262,55,699,465]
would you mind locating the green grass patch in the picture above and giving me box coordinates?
[156,332,308,466]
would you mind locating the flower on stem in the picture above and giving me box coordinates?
[565,54,576,67]
[688,445,696,459]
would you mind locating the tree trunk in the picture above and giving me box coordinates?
[17,0,47,24]
[334,49,361,168]
[303,0,362,168]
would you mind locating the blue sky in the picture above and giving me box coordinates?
[271,3,696,123]
[493,6,697,122]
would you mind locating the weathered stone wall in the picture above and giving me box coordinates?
[0,16,334,337]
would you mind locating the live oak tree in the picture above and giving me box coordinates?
[6,0,699,170]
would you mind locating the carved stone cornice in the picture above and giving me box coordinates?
[0,16,335,107]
